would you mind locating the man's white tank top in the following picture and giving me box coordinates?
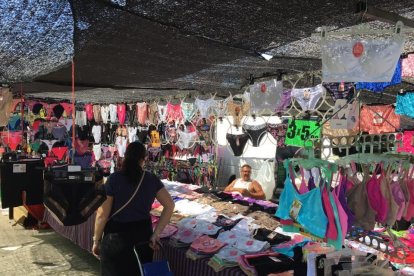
[233,179,252,190]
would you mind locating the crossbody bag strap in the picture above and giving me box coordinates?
[109,171,146,220]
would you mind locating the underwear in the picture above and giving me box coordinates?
[190,235,226,254]
[126,104,136,125]
[40,139,59,151]
[51,126,67,141]
[91,125,102,144]
[267,123,287,148]
[7,115,21,131]
[195,97,215,119]
[74,138,89,155]
[226,133,249,156]
[176,131,198,149]
[51,146,68,160]
[356,59,402,92]
[402,54,414,77]
[93,105,101,123]
[58,118,73,131]
[166,102,183,123]
[275,89,292,113]
[276,162,328,238]
[181,101,196,121]
[323,82,355,101]
[291,84,324,111]
[148,102,158,124]
[396,92,414,119]
[52,104,65,119]
[60,103,74,118]
[249,79,283,114]
[109,104,118,123]
[166,126,177,142]
[150,130,161,148]
[30,141,41,153]
[43,168,105,226]
[360,104,400,134]
[127,126,138,143]
[157,104,168,122]
[92,144,101,160]
[117,104,126,125]
[227,100,249,127]
[115,136,127,158]
[243,123,266,147]
[75,111,87,127]
[214,97,230,119]
[138,126,149,143]
[2,131,23,151]
[100,105,110,124]
[136,102,148,125]
[366,165,388,223]
[85,104,94,121]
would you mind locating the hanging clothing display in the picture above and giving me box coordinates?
[359,104,400,134]
[291,84,324,111]
[321,36,405,82]
[356,59,402,92]
[249,79,283,115]
[195,97,215,119]
[323,82,355,101]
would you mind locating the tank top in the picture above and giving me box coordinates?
[233,179,252,190]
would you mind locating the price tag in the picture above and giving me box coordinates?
[13,164,26,173]
[285,119,320,147]
[289,199,302,221]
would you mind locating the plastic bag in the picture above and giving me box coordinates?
[253,160,275,200]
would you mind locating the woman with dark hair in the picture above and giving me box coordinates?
[92,141,174,276]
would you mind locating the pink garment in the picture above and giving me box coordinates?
[397,131,414,154]
[402,54,414,77]
[366,166,388,224]
[136,102,148,125]
[85,104,94,121]
[190,235,226,254]
[404,168,414,221]
[117,104,126,125]
[166,102,183,123]
[160,224,178,238]
[322,186,338,240]
[391,180,406,221]
[333,185,347,245]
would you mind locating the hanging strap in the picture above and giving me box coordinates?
[109,171,146,220]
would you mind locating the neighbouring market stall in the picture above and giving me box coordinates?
[3,2,414,275]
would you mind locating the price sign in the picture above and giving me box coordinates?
[285,119,320,147]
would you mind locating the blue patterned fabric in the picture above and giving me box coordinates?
[356,59,402,92]
[396,92,414,118]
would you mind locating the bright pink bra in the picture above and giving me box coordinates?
[366,164,388,224]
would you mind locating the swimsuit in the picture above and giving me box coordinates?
[117,104,126,125]
[100,105,110,124]
[136,102,148,125]
[249,79,283,115]
[92,125,102,144]
[109,104,118,123]
[291,84,324,111]
[195,97,215,119]
[181,101,196,121]
[93,105,101,123]
[243,123,266,147]
[85,104,94,121]
[226,133,249,156]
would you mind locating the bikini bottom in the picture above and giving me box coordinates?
[3,132,23,151]
[177,131,198,149]
[51,146,68,160]
[52,126,67,140]
[243,124,266,147]
[93,144,102,160]
[291,84,324,111]
[226,133,249,156]
[266,123,287,148]
[323,82,355,101]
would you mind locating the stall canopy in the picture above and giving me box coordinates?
[2,0,414,100]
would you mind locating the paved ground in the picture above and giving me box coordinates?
[0,210,99,276]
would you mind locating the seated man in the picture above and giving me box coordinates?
[224,164,265,200]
